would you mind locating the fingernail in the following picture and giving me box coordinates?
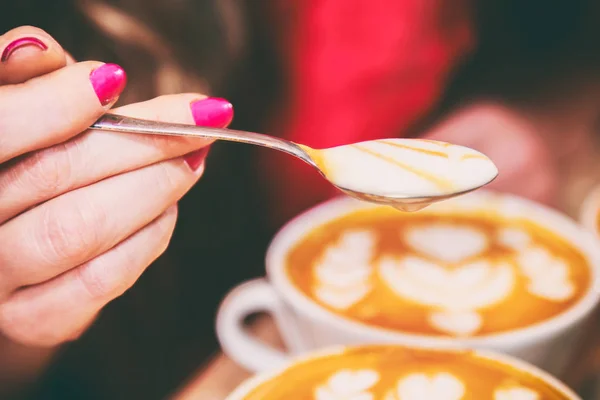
[1,37,48,62]
[89,63,127,106]
[189,97,234,128]
[184,146,211,173]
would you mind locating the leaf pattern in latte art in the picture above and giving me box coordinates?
[313,231,376,310]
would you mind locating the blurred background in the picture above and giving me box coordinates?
[2,1,600,399]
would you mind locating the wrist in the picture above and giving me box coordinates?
[0,332,59,397]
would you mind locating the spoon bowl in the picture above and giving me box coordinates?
[92,114,498,210]
[296,138,498,210]
[336,187,480,212]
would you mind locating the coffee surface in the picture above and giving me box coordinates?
[286,207,591,336]
[242,346,571,399]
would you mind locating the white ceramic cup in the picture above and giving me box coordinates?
[216,191,600,376]
[579,184,600,236]
[224,345,582,400]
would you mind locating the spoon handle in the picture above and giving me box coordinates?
[91,113,314,165]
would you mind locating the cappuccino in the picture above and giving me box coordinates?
[237,345,577,400]
[286,207,591,337]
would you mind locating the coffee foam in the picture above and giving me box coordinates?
[314,369,379,400]
[385,372,465,400]
[494,386,541,400]
[379,256,514,336]
[517,247,575,301]
[404,224,488,263]
[429,310,483,337]
[285,201,591,337]
[313,231,375,310]
[498,228,532,250]
[232,345,577,400]
[311,139,498,198]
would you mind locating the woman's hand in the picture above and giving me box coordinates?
[0,26,233,347]
[423,103,558,205]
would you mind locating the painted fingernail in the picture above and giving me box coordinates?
[89,63,127,106]
[184,146,211,173]
[189,97,234,128]
[1,37,48,62]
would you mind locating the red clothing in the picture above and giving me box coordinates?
[264,0,475,225]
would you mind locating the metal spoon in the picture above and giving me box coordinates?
[92,114,498,212]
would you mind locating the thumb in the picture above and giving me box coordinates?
[0,26,68,85]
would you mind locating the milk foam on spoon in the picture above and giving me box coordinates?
[306,138,498,199]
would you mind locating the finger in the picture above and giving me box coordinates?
[0,148,205,292]
[65,51,76,65]
[0,96,232,223]
[0,61,126,164]
[0,26,67,84]
[0,206,177,346]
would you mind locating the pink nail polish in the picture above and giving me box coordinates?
[89,63,127,106]
[184,146,211,172]
[189,97,234,128]
[1,37,48,62]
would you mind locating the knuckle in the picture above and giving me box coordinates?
[0,302,67,346]
[76,207,179,301]
[149,161,186,194]
[0,303,29,344]
[15,142,75,197]
[36,197,104,264]
[78,251,136,301]
[76,260,119,300]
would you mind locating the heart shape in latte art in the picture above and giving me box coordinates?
[314,369,379,400]
[379,256,514,335]
[404,224,488,263]
[385,373,465,400]
[498,227,533,251]
[429,311,482,337]
[494,386,541,400]
[517,246,575,301]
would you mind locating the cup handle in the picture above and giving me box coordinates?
[216,278,301,372]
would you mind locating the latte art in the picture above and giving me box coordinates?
[239,346,573,400]
[404,224,489,263]
[495,386,541,400]
[385,372,465,400]
[315,369,379,400]
[313,231,376,310]
[286,207,590,337]
[379,255,514,336]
